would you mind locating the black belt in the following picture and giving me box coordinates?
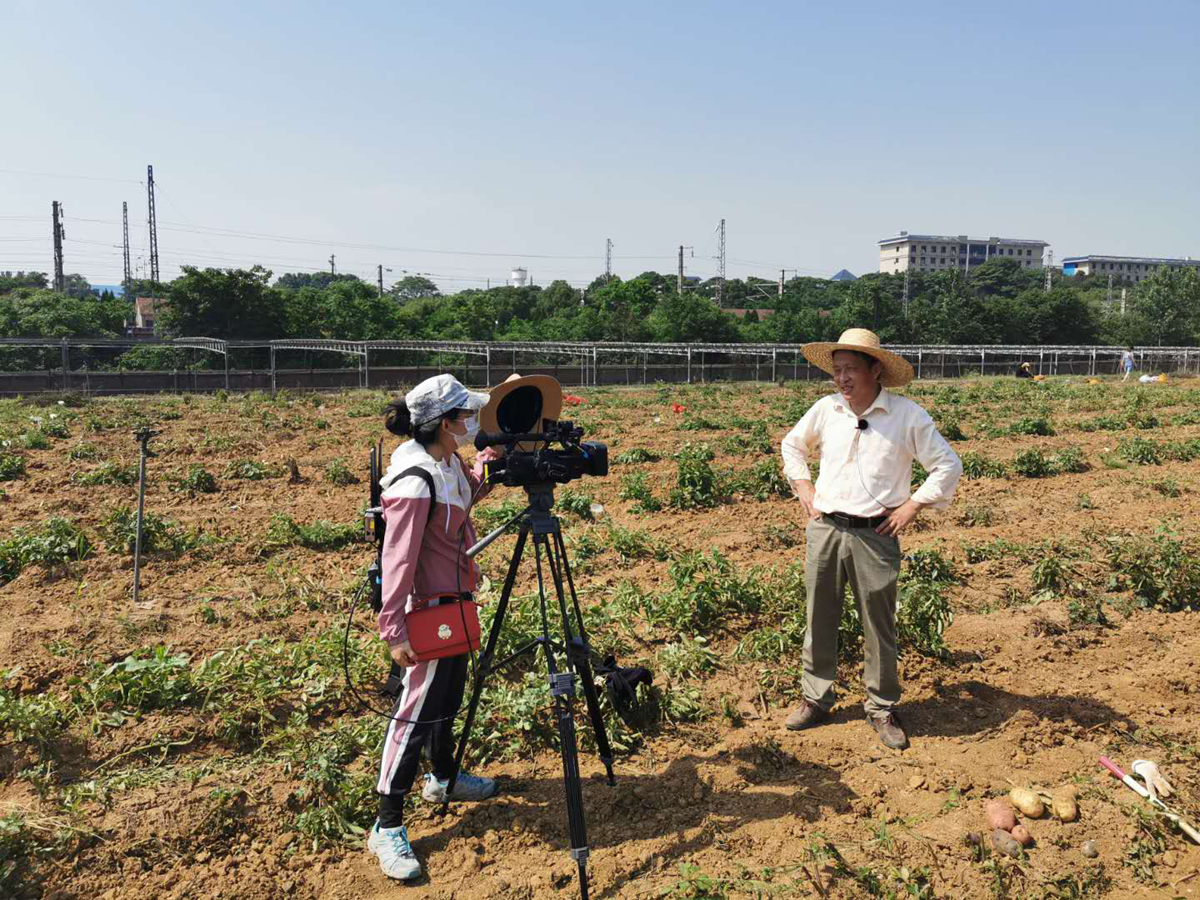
[824,512,888,529]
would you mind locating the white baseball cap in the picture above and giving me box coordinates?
[405,374,489,428]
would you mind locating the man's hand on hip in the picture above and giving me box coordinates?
[876,499,923,536]
[789,479,820,520]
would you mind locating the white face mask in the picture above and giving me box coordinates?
[454,415,479,447]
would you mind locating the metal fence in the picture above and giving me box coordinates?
[0,337,1196,396]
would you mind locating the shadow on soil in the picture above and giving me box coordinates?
[409,749,856,897]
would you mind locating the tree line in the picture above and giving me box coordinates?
[1,259,1198,372]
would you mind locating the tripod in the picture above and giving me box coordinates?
[444,482,615,900]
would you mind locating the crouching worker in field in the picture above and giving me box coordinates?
[369,374,500,881]
[780,329,962,750]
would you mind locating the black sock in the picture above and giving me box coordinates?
[378,792,406,830]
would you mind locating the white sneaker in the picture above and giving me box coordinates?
[367,820,422,881]
[421,771,497,803]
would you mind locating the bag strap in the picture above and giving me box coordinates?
[395,465,437,526]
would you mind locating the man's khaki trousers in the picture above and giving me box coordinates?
[802,516,901,716]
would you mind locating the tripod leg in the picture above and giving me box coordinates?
[534,536,592,900]
[441,523,529,812]
[551,530,617,785]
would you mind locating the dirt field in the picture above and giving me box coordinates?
[2,375,1200,900]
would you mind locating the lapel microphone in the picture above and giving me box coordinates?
[857,419,868,431]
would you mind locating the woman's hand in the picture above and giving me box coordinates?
[389,639,418,668]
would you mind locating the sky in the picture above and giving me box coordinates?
[2,0,1198,292]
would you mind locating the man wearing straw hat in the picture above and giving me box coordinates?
[780,328,962,749]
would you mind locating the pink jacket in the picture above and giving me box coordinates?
[377,441,499,647]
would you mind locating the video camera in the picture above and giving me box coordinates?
[474,377,607,488]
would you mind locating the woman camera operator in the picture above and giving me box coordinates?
[368,373,503,882]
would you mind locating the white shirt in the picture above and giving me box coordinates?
[780,389,962,517]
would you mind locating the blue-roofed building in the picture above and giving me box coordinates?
[1060,254,1198,283]
[830,269,856,282]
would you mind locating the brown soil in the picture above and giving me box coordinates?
[3,378,1200,899]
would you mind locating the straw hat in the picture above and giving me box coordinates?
[802,328,914,387]
[480,375,563,449]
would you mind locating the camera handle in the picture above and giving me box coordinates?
[443,495,614,900]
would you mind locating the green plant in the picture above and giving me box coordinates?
[473,497,524,531]
[171,465,218,494]
[324,457,359,486]
[1148,477,1182,498]
[1118,436,1162,466]
[21,430,50,450]
[666,863,731,899]
[1012,448,1054,478]
[71,462,140,486]
[1052,445,1088,474]
[1076,493,1095,510]
[619,472,662,512]
[960,451,1007,479]
[958,504,995,527]
[100,505,196,555]
[1009,415,1055,436]
[0,454,24,481]
[896,580,954,658]
[262,515,361,553]
[904,548,957,583]
[557,488,595,520]
[668,443,722,509]
[225,459,283,480]
[657,636,720,679]
[606,524,656,563]
[0,673,69,756]
[0,518,93,584]
[66,442,100,461]
[1106,533,1200,612]
[728,458,789,501]
[613,447,659,464]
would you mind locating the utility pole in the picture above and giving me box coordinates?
[903,267,911,318]
[122,201,132,294]
[676,245,693,293]
[51,201,65,293]
[1044,249,1053,292]
[605,238,613,282]
[779,269,785,299]
[377,264,384,297]
[1107,274,1114,307]
[329,254,336,274]
[146,165,160,283]
[1121,288,1127,316]
[716,218,726,306]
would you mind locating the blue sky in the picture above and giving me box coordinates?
[2,0,1197,291]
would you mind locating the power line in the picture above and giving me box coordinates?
[0,167,142,184]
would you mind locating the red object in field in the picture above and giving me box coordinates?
[671,403,687,414]
[563,394,584,406]
[1098,756,1126,780]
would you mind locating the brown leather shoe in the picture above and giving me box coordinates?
[784,700,830,731]
[869,710,909,749]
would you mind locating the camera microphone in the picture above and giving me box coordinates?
[857,419,868,431]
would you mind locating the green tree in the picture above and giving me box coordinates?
[388,275,440,302]
[275,272,362,291]
[646,292,741,343]
[0,289,127,338]
[159,266,282,338]
[1121,267,1200,346]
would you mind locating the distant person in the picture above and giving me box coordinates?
[1122,347,1135,382]
[1015,362,1034,379]
[781,329,962,750]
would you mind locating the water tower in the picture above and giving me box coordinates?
[509,267,528,287]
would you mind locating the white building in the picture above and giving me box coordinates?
[1061,254,1199,284]
[878,232,1048,273]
